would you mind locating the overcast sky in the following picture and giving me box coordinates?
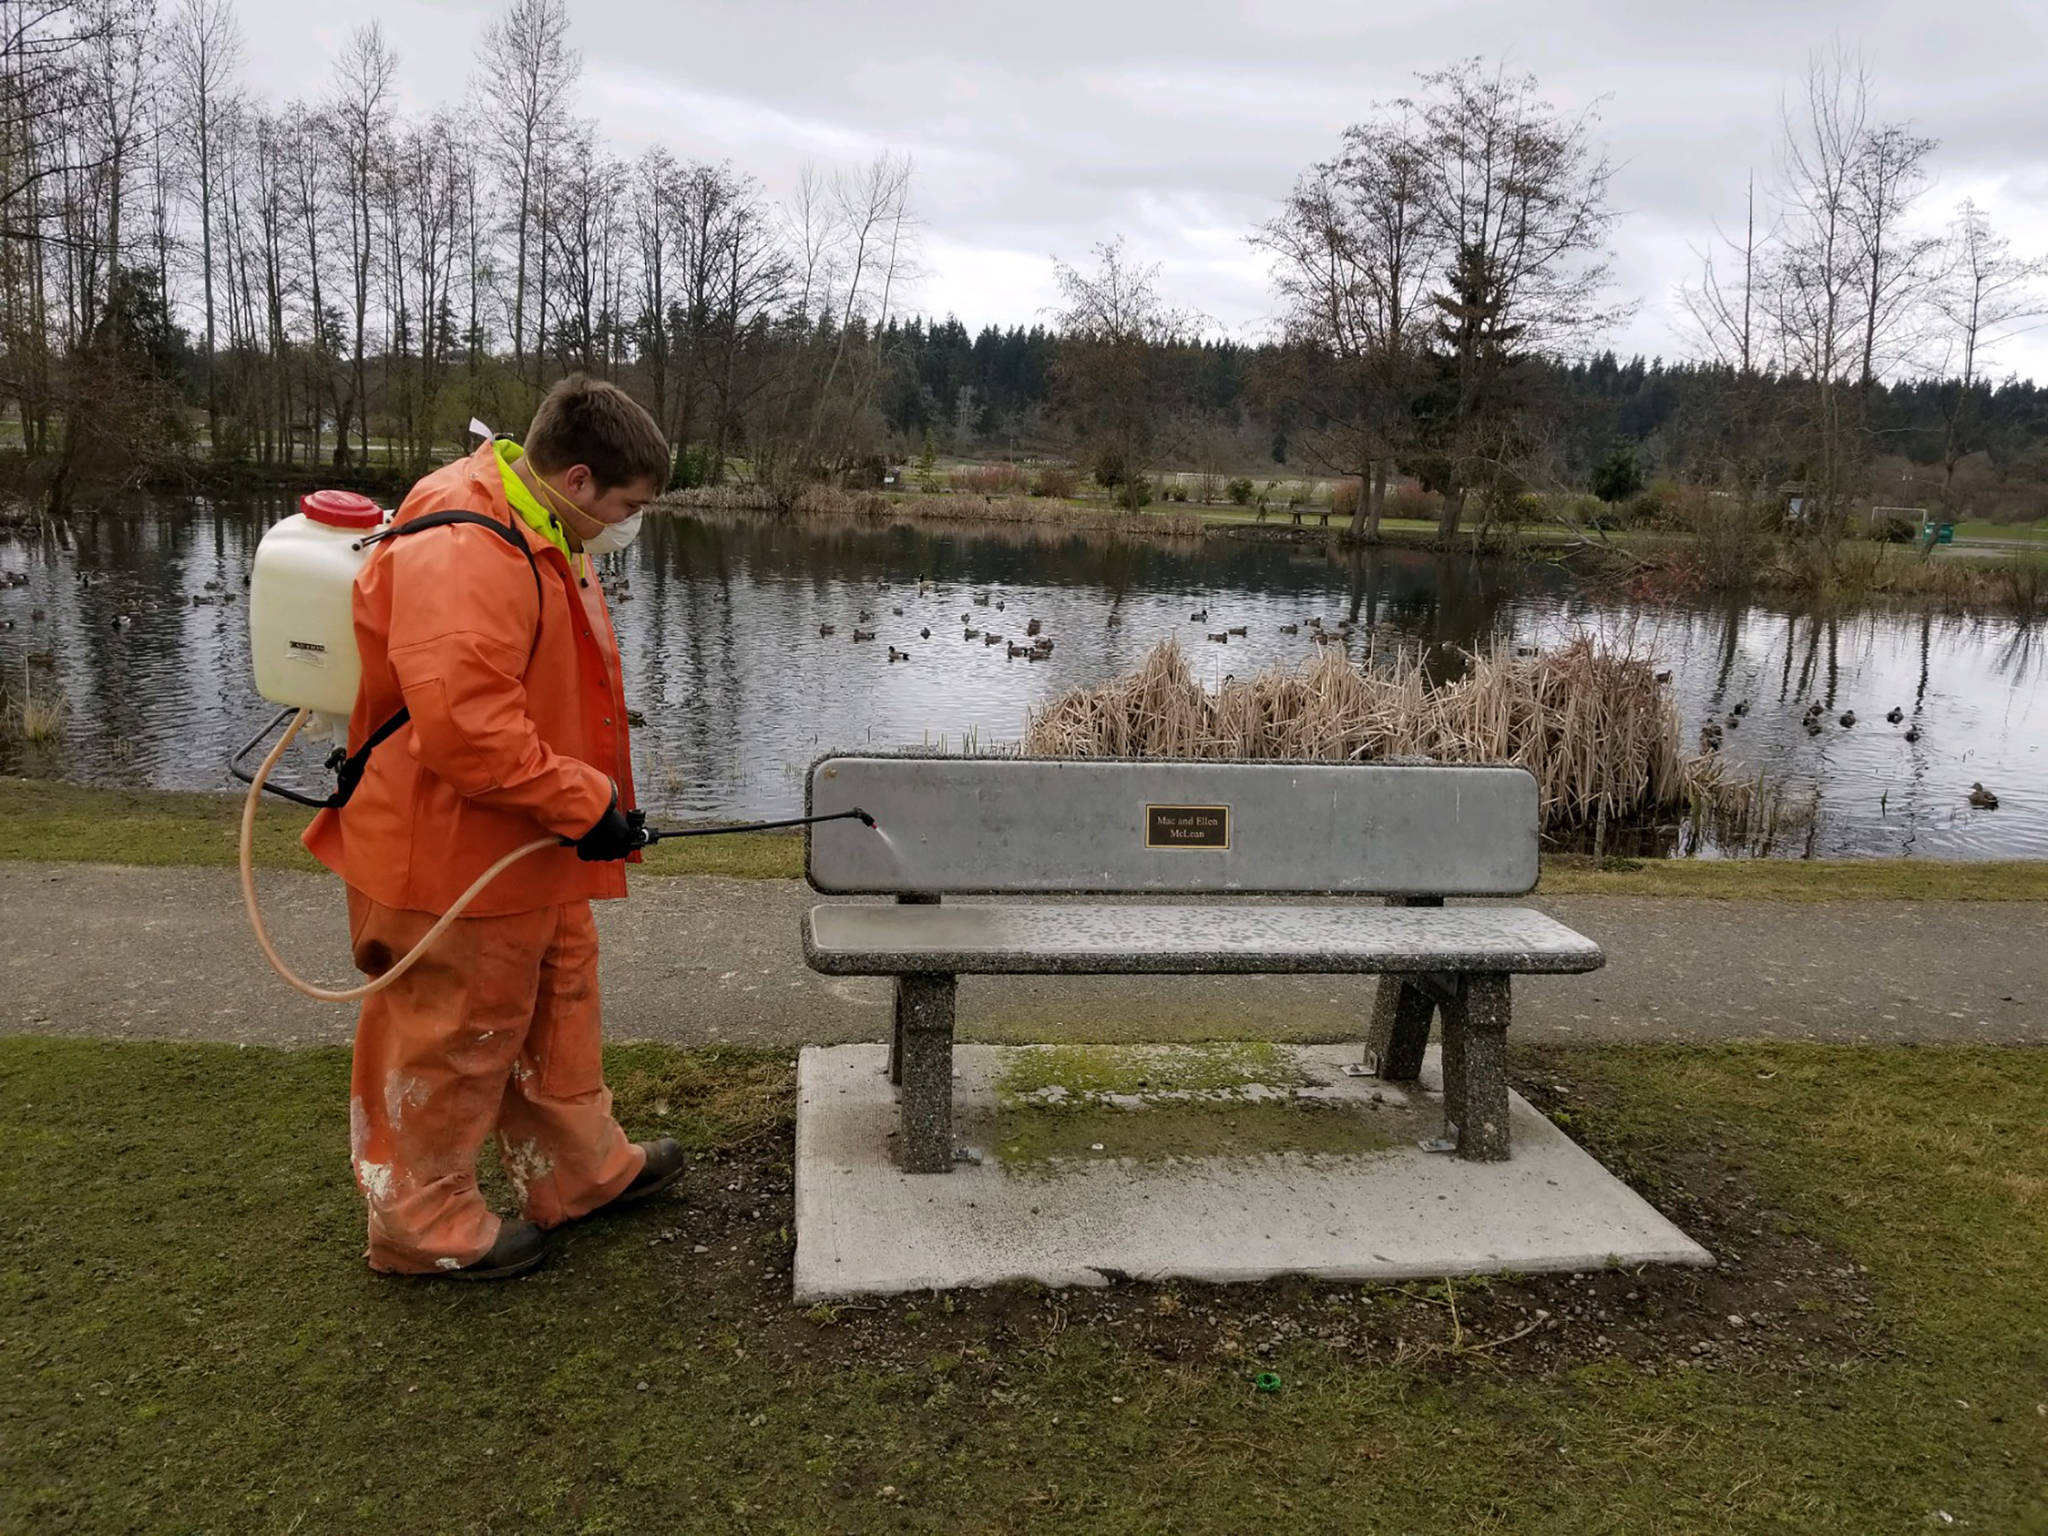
[240,0,2048,383]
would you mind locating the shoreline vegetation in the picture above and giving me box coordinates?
[2,776,2041,898]
[651,480,2047,616]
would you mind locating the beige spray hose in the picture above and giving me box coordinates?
[239,707,557,1002]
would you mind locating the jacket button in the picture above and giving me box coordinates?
[604,718,613,726]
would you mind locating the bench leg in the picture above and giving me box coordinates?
[1367,896,1443,1080]
[896,972,957,1173]
[1368,977,1437,1081]
[1441,973,1512,1162]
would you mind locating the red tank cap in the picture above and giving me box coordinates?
[300,488,383,530]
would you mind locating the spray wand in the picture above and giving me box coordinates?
[619,807,875,847]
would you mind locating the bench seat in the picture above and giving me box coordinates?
[804,903,1604,977]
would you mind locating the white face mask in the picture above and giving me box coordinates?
[580,509,643,556]
[526,462,645,556]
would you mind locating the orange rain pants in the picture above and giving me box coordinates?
[345,888,645,1273]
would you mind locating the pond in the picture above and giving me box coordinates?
[1,496,2041,860]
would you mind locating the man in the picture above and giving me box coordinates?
[306,374,682,1280]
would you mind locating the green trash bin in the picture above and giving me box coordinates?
[1936,523,1954,544]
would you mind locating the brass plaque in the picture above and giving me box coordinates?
[1146,803,1231,850]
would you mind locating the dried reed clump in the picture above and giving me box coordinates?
[4,663,67,744]
[1024,636,1718,833]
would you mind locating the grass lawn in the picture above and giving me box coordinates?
[5,776,2043,900]
[3,1037,2043,1532]
[1953,518,2048,544]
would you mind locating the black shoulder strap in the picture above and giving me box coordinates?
[361,508,544,608]
[319,510,549,810]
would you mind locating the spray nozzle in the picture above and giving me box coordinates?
[852,808,877,829]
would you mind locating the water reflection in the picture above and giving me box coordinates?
[2,497,2041,859]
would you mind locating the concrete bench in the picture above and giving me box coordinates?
[800,755,1603,1172]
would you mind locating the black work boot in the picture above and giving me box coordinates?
[584,1138,686,1218]
[436,1218,546,1281]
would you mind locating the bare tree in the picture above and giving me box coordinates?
[1051,236,1196,509]
[327,20,393,467]
[1411,59,1622,540]
[1848,120,1939,397]
[1761,50,1869,538]
[1926,199,2046,514]
[164,0,236,449]
[474,0,575,390]
[1256,106,1439,537]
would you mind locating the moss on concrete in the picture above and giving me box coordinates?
[991,1099,1395,1168]
[995,1041,1306,1101]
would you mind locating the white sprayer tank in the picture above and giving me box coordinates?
[248,489,387,714]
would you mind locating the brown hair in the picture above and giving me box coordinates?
[523,374,670,490]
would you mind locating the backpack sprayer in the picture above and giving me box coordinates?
[236,488,873,1003]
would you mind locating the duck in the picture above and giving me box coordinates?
[1031,636,1054,654]
[1724,714,1740,730]
[1278,623,1297,635]
[203,578,221,591]
[993,599,1005,610]
[1227,625,1247,637]
[888,646,911,663]
[1839,711,1856,728]
[1904,726,1922,743]
[972,593,991,607]
[1208,631,1229,643]
[892,606,903,617]
[1654,670,1672,684]
[1515,644,1539,657]
[0,618,11,631]
[625,708,647,728]
[1007,642,1031,658]
[919,626,930,639]
[1107,611,1122,627]
[960,612,971,624]
[1805,720,1825,737]
[192,593,214,606]
[1026,648,1050,662]
[111,614,134,629]
[858,609,874,623]
[851,628,876,642]
[983,632,1002,646]
[1731,700,1749,716]
[1308,615,1324,629]
[1189,608,1208,622]
[1025,618,1043,637]
[819,623,837,636]
[1885,707,1904,725]
[963,627,980,640]
[1968,782,1999,810]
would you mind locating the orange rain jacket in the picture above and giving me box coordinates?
[305,441,639,915]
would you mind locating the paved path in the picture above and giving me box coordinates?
[2,863,2041,1050]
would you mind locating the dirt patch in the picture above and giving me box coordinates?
[638,1050,1884,1384]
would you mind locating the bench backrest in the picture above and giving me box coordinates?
[804,754,1539,896]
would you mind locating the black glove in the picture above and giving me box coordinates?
[572,795,644,861]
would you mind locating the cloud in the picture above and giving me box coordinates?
[237,0,2048,380]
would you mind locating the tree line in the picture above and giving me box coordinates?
[0,0,916,509]
[0,5,2041,531]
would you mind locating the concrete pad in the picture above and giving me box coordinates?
[793,1042,1711,1300]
